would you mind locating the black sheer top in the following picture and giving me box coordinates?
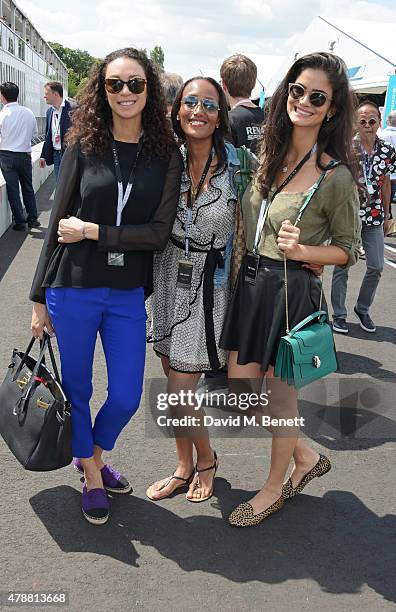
[30,141,183,303]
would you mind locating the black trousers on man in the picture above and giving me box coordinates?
[0,151,38,226]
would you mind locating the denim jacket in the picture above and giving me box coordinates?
[213,142,240,288]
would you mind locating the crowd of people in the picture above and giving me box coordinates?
[0,47,394,527]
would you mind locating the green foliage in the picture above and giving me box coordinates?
[49,42,166,95]
[150,45,165,70]
[67,68,79,98]
[48,42,99,95]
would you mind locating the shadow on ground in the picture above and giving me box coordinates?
[0,175,55,282]
[343,323,396,346]
[337,351,396,378]
[30,482,395,604]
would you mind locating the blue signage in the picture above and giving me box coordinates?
[383,74,396,127]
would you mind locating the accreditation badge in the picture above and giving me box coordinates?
[108,252,125,267]
[176,260,193,289]
[244,253,260,285]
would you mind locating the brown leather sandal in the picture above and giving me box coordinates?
[186,451,218,503]
[146,469,195,501]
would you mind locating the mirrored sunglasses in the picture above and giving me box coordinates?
[288,83,330,108]
[104,77,147,95]
[182,95,220,114]
[358,118,378,127]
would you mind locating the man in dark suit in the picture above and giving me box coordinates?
[39,81,75,181]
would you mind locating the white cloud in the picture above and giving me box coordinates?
[16,0,396,83]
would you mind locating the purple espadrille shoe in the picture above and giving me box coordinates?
[81,486,109,525]
[73,459,132,494]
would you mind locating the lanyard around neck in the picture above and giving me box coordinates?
[111,138,143,226]
[360,143,375,183]
[184,151,213,258]
[52,109,61,134]
[253,146,315,253]
[186,151,213,207]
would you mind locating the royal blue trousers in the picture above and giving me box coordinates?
[46,287,146,458]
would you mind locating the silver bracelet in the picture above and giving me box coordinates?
[82,223,86,239]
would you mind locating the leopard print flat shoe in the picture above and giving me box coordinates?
[282,453,331,499]
[228,495,284,527]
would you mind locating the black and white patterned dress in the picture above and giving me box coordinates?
[148,147,236,372]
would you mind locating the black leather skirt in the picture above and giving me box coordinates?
[219,255,324,372]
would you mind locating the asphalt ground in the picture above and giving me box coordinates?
[0,175,395,612]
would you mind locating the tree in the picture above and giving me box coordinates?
[67,68,79,98]
[48,42,99,95]
[150,45,164,70]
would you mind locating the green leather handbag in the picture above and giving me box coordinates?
[274,309,338,389]
[274,162,340,389]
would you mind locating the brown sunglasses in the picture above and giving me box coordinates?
[104,77,147,94]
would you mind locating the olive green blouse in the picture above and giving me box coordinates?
[242,164,361,267]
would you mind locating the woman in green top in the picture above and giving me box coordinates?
[220,52,361,527]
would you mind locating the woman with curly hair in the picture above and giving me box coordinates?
[30,47,182,525]
[220,52,361,527]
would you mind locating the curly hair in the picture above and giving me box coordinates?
[170,76,230,171]
[256,52,359,196]
[66,47,174,158]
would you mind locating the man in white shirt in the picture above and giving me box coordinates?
[39,81,74,181]
[380,110,396,204]
[0,82,39,231]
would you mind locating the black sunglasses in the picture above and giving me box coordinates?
[359,118,378,127]
[182,95,220,114]
[104,77,147,95]
[288,83,330,108]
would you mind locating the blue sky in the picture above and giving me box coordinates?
[17,0,396,81]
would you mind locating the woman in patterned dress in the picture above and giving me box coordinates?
[146,77,236,502]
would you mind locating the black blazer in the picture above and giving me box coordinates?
[41,99,75,166]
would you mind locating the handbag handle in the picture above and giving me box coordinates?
[13,333,60,383]
[12,336,36,381]
[42,333,61,383]
[288,310,328,336]
[15,334,61,415]
[15,338,49,414]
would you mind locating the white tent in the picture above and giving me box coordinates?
[265,16,396,97]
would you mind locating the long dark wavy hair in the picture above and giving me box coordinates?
[171,77,229,171]
[256,52,358,196]
[66,47,174,158]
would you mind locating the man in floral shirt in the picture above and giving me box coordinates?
[331,100,396,334]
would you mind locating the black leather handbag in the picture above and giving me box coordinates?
[0,333,72,471]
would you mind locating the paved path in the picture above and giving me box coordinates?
[0,176,395,611]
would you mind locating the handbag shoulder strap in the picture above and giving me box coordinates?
[294,160,341,226]
[283,160,341,334]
